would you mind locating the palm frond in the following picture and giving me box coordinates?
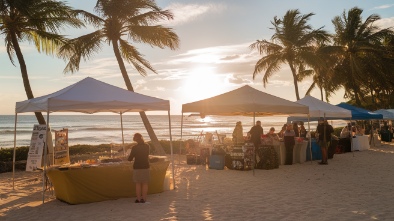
[5,34,15,65]
[71,10,104,28]
[59,30,104,73]
[126,25,179,49]
[24,29,66,55]
[305,81,316,96]
[129,9,174,26]
[118,38,156,76]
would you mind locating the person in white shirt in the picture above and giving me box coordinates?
[340,126,350,138]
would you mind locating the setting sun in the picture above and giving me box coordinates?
[181,66,225,101]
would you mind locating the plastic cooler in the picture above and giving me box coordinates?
[306,139,322,161]
[209,155,225,170]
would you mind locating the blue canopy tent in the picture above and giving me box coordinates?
[374,109,394,120]
[336,103,383,120]
[337,103,384,147]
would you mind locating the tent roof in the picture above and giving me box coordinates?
[182,85,309,116]
[287,96,352,122]
[336,103,383,120]
[374,109,394,119]
[15,77,170,114]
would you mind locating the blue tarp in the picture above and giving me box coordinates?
[336,103,383,120]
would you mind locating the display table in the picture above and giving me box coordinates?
[47,160,170,204]
[277,140,308,164]
[293,141,308,163]
[352,135,370,151]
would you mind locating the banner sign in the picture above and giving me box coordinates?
[26,124,47,171]
[54,129,70,165]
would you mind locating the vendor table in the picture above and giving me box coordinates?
[352,135,370,151]
[277,140,308,165]
[47,160,170,204]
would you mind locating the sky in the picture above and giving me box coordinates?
[1,0,394,115]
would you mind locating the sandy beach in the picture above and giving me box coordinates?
[2,142,394,221]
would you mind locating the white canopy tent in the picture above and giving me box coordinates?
[181,85,310,170]
[182,85,309,116]
[288,95,352,121]
[13,77,175,202]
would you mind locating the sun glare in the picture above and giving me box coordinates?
[181,66,224,101]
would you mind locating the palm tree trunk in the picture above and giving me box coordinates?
[288,62,300,100]
[10,32,46,125]
[111,40,165,155]
[370,86,375,108]
[319,87,323,101]
[353,89,362,106]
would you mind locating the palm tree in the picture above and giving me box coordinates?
[59,0,179,155]
[303,41,341,102]
[331,7,394,106]
[250,9,329,100]
[0,0,83,124]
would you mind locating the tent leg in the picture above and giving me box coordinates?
[252,112,255,176]
[43,111,50,204]
[168,111,175,189]
[12,113,18,190]
[180,113,184,165]
[350,118,354,157]
[307,114,312,163]
[120,113,125,156]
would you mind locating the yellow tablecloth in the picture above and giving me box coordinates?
[47,160,170,204]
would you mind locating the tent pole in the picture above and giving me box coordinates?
[120,113,125,156]
[253,112,256,126]
[307,114,312,163]
[252,112,255,176]
[168,110,176,189]
[180,113,184,165]
[12,113,18,190]
[43,111,50,204]
[350,118,354,157]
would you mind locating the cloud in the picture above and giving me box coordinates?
[372,4,394,10]
[220,55,240,61]
[133,79,147,91]
[74,57,148,80]
[156,87,165,91]
[225,74,251,85]
[165,43,255,65]
[264,79,292,87]
[160,3,226,26]
[0,75,20,80]
[374,17,394,29]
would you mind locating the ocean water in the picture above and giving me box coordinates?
[0,114,347,148]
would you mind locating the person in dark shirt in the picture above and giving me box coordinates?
[299,122,307,138]
[248,120,264,149]
[292,122,300,137]
[316,118,334,165]
[284,123,296,165]
[128,133,150,203]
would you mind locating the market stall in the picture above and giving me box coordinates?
[287,96,352,159]
[337,103,383,150]
[181,85,310,170]
[13,77,175,203]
